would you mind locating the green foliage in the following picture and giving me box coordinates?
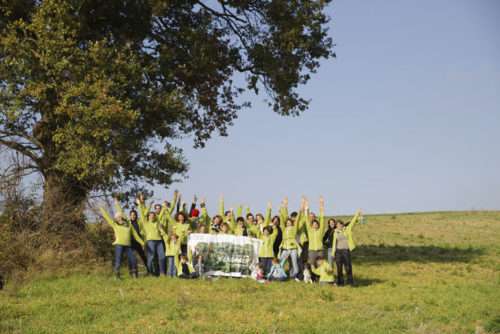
[1,211,499,333]
[0,0,333,211]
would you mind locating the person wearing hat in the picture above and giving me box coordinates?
[99,202,144,279]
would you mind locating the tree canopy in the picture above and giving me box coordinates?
[0,0,333,227]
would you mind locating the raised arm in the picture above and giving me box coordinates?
[347,209,362,233]
[113,198,125,217]
[99,207,115,227]
[189,195,197,217]
[279,197,289,229]
[131,225,145,247]
[199,198,210,228]
[303,198,312,232]
[319,196,326,233]
[264,202,272,227]
[136,194,150,224]
[219,194,225,219]
[136,198,148,231]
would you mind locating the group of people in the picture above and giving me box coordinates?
[100,191,363,286]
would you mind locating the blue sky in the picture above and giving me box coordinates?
[153,0,500,215]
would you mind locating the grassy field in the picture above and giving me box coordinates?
[1,211,499,334]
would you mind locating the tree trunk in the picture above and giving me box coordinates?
[42,173,88,234]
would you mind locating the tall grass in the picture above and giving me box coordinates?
[1,211,499,334]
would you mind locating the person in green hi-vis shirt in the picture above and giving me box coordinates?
[278,197,304,279]
[256,202,278,274]
[99,199,144,279]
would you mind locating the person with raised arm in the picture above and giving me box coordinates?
[128,208,148,272]
[167,192,191,256]
[198,197,224,234]
[257,202,278,274]
[245,207,260,237]
[323,218,337,267]
[304,196,326,267]
[278,197,303,279]
[161,232,181,277]
[332,209,363,286]
[137,197,167,276]
[99,199,144,279]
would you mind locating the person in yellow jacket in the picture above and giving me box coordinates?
[311,256,335,285]
[137,204,166,276]
[304,196,326,266]
[257,203,277,274]
[332,210,362,286]
[278,197,304,279]
[177,255,198,279]
[99,202,144,279]
[233,216,248,236]
[168,211,191,256]
[245,209,259,237]
[199,198,225,234]
[161,233,181,277]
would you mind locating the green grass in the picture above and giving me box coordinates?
[1,211,499,334]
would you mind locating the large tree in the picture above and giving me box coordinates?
[0,0,333,230]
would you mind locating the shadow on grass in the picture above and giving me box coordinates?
[354,244,484,264]
[350,277,385,287]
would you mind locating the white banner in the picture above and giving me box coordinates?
[187,233,262,277]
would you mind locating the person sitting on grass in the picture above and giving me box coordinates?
[332,210,362,286]
[251,264,265,283]
[177,255,198,279]
[311,256,334,285]
[99,202,144,279]
[266,258,288,281]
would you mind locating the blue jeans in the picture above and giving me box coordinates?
[279,249,299,278]
[327,247,334,267]
[146,240,166,276]
[259,258,273,275]
[114,245,137,275]
[166,256,177,277]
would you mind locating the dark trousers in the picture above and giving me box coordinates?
[259,257,273,275]
[297,242,309,280]
[335,249,353,285]
[181,244,188,256]
[131,239,148,272]
[114,245,137,276]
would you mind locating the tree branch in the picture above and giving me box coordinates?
[0,138,41,165]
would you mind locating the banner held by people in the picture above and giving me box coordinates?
[188,233,262,277]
